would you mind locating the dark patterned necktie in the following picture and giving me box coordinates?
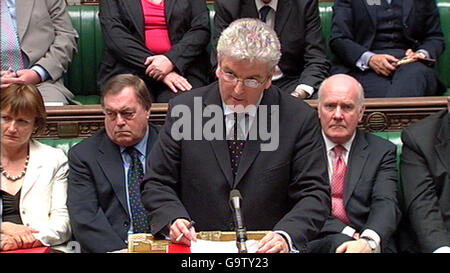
[259,5,272,23]
[125,147,149,233]
[228,113,247,178]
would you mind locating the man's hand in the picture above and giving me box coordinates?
[405,49,426,60]
[162,71,192,93]
[256,232,289,253]
[290,88,309,99]
[336,239,372,253]
[170,218,197,246]
[368,54,398,76]
[145,55,175,80]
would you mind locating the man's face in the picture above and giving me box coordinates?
[103,86,150,147]
[318,82,364,144]
[216,57,273,111]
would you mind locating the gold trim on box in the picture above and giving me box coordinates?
[128,231,270,253]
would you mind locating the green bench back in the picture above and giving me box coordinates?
[65,1,450,101]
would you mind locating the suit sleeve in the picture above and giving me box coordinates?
[164,0,210,75]
[99,0,151,71]
[297,0,330,90]
[141,103,191,235]
[273,108,331,248]
[415,0,445,59]
[401,128,450,253]
[362,143,400,247]
[36,0,78,80]
[329,0,369,67]
[67,148,127,253]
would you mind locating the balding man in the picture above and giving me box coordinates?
[306,74,401,253]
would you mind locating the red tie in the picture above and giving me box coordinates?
[331,145,350,225]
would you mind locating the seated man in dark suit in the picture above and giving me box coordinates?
[307,74,401,253]
[67,74,160,253]
[398,96,450,253]
[212,0,329,99]
[330,0,445,97]
[141,18,330,253]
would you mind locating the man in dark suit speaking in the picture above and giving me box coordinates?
[141,18,330,253]
[67,74,160,252]
[212,0,330,99]
[306,74,401,253]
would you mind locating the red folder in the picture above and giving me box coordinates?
[167,244,191,253]
[1,246,52,253]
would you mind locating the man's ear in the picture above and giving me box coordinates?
[358,105,366,122]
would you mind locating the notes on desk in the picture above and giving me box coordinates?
[190,239,259,253]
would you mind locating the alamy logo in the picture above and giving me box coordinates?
[169,97,280,151]
[366,0,381,6]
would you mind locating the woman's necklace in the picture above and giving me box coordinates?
[0,154,30,182]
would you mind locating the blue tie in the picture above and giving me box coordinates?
[125,147,149,233]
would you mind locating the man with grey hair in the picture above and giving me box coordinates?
[212,0,330,99]
[306,74,401,253]
[141,18,330,253]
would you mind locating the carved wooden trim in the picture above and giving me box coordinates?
[35,97,448,139]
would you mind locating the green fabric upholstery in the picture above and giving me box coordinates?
[65,2,450,104]
[38,138,84,155]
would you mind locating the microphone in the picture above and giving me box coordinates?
[229,189,248,253]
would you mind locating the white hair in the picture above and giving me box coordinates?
[217,18,281,70]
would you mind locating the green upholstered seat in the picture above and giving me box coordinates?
[38,138,84,155]
[65,2,450,103]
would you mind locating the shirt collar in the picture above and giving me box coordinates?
[222,94,263,118]
[322,130,356,154]
[119,126,149,157]
[255,0,278,12]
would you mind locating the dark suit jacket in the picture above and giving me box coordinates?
[212,0,329,91]
[330,0,445,73]
[141,82,331,248]
[318,130,401,252]
[399,110,450,253]
[98,0,211,90]
[67,123,160,253]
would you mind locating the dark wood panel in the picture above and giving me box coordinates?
[35,97,448,139]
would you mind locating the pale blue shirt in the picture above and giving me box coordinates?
[119,128,149,235]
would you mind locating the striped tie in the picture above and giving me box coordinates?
[1,0,25,71]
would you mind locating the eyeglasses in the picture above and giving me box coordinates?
[103,109,137,121]
[219,68,268,88]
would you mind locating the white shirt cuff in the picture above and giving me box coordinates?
[361,229,381,253]
[433,246,450,253]
[356,51,375,71]
[30,65,49,81]
[295,84,314,97]
[341,226,357,238]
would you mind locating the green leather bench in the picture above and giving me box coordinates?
[65,1,450,104]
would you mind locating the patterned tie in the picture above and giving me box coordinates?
[0,0,25,71]
[125,147,149,233]
[259,5,272,23]
[228,113,247,178]
[331,145,351,225]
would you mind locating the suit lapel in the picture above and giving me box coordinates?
[362,0,377,29]
[15,0,35,42]
[164,0,176,26]
[204,85,234,187]
[344,130,369,206]
[435,113,450,176]
[240,0,259,18]
[21,140,41,199]
[97,134,129,216]
[402,0,413,26]
[274,0,293,36]
[123,0,145,41]
[234,87,278,187]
